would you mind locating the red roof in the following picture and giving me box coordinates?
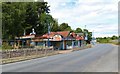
[37,31,70,39]
[76,36,84,40]
[35,31,84,40]
[70,32,84,40]
[56,31,70,38]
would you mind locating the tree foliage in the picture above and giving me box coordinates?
[51,19,59,32]
[75,28,82,33]
[2,2,52,40]
[59,23,72,31]
[96,36,119,43]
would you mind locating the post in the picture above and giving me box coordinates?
[80,40,81,47]
[8,50,12,62]
[45,49,47,56]
[78,40,80,47]
[45,6,50,47]
[63,40,64,50]
[72,40,74,48]
[47,24,50,47]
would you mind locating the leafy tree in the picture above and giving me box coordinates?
[2,2,25,39]
[51,18,59,32]
[59,23,72,31]
[2,2,53,39]
[111,35,118,40]
[75,28,82,33]
[88,32,92,41]
[83,29,92,43]
[65,26,72,31]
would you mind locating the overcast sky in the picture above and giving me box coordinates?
[44,0,119,37]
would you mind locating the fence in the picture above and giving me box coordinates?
[1,48,59,64]
[0,44,90,64]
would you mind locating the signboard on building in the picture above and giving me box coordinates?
[20,35,35,39]
[53,35,62,41]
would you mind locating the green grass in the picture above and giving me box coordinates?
[2,42,13,50]
[98,39,120,45]
[109,41,120,45]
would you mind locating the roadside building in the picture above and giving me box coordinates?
[13,31,84,50]
[33,31,84,50]
[16,34,36,48]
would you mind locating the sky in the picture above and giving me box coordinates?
[44,0,119,37]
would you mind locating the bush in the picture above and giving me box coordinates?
[116,42,120,45]
[2,42,13,50]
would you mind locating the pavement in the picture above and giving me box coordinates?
[1,44,118,72]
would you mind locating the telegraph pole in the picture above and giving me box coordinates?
[84,25,88,45]
[45,5,50,47]
[92,30,94,38]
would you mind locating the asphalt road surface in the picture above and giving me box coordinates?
[2,44,118,72]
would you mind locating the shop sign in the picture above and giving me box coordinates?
[20,35,35,39]
[53,35,62,41]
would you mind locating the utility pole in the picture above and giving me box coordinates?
[84,25,88,46]
[92,30,94,38]
[38,4,50,47]
[45,5,50,47]
[84,25,88,40]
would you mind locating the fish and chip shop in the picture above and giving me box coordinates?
[33,31,84,50]
[13,31,84,50]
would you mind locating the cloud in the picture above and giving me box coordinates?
[45,0,119,37]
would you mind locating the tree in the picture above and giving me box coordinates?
[51,18,59,32]
[75,28,82,33]
[2,2,26,39]
[83,29,92,43]
[24,2,51,35]
[2,2,53,39]
[88,32,92,41]
[111,35,118,40]
[59,23,72,31]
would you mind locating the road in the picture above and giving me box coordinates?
[2,44,118,72]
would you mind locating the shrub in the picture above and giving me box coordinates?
[2,42,13,50]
